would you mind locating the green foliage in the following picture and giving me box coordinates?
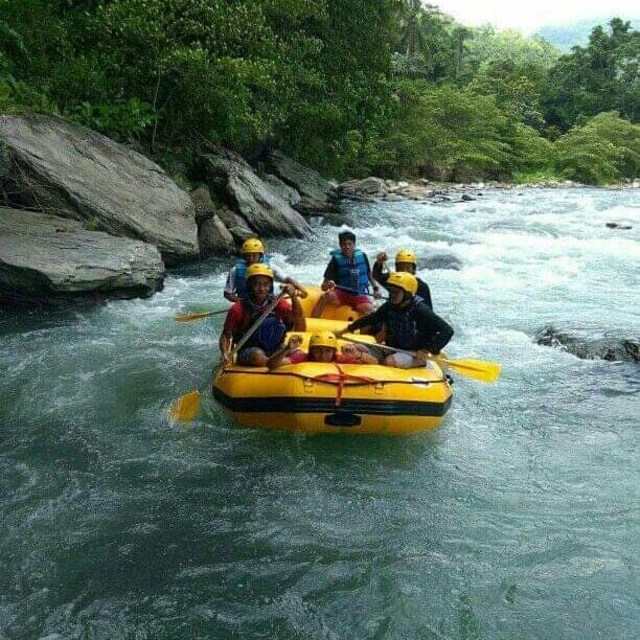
[83,217,101,232]
[554,112,640,184]
[469,59,546,129]
[464,27,559,72]
[543,19,640,131]
[513,167,559,184]
[378,82,553,181]
[0,1,637,185]
[69,97,154,141]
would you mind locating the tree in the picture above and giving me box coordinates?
[554,111,640,183]
[542,19,640,132]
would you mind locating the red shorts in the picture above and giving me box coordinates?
[333,288,370,308]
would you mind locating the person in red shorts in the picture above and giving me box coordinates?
[267,331,378,369]
[310,230,381,318]
[219,263,304,367]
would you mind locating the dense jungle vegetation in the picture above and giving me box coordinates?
[1,0,639,184]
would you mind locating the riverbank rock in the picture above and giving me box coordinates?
[189,186,234,256]
[338,177,472,202]
[261,150,339,215]
[0,207,164,304]
[535,325,640,363]
[201,148,310,238]
[0,114,198,265]
[339,177,387,200]
[261,173,302,208]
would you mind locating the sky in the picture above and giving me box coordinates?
[431,0,639,33]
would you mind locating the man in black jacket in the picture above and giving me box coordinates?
[335,272,453,368]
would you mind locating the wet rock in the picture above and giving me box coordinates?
[262,150,338,215]
[0,206,164,304]
[198,216,234,257]
[339,177,387,198]
[0,114,198,265]
[535,325,640,363]
[189,186,234,256]
[262,173,302,208]
[422,252,463,271]
[605,222,632,230]
[202,148,310,238]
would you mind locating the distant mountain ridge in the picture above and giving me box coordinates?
[535,16,640,51]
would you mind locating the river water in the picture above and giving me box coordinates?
[1,187,638,639]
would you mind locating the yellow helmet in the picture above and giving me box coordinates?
[246,263,274,280]
[395,249,417,266]
[309,331,338,350]
[386,272,418,296]
[241,238,265,254]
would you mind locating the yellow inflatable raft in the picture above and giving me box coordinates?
[212,328,453,436]
[211,287,453,435]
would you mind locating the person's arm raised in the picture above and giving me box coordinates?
[282,283,305,331]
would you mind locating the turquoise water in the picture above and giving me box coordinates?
[1,187,638,639]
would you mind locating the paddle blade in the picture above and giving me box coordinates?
[435,356,501,384]
[169,390,201,421]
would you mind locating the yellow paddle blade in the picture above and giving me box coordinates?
[435,356,501,384]
[169,390,201,421]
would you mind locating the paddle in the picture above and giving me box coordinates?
[174,288,307,323]
[175,309,230,322]
[169,291,287,422]
[342,337,501,384]
[334,285,387,300]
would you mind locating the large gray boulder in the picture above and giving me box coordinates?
[0,114,198,265]
[0,207,164,303]
[202,148,310,238]
[262,150,338,214]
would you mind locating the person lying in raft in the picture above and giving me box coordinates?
[267,331,378,369]
[373,248,433,309]
[310,230,381,318]
[334,272,453,369]
[220,264,304,367]
[224,237,305,303]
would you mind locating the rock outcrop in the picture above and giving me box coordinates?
[0,207,164,303]
[189,186,235,256]
[0,114,198,265]
[262,150,338,214]
[261,173,302,208]
[202,148,310,238]
[535,325,640,363]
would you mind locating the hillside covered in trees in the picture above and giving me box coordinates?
[1,0,639,185]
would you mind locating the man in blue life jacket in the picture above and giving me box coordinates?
[311,230,381,317]
[373,249,433,309]
[334,272,453,368]
[224,238,305,302]
[220,263,305,366]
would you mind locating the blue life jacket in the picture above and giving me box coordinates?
[236,297,287,356]
[386,296,424,351]
[234,255,272,298]
[330,248,369,293]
